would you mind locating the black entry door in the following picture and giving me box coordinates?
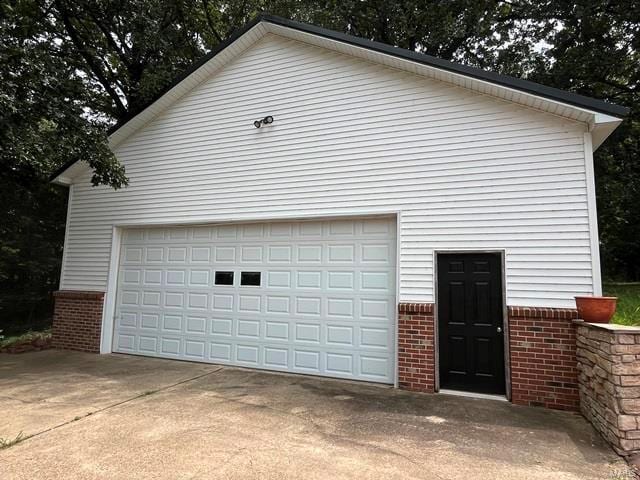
[437,253,505,395]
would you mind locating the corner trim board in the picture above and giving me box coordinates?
[58,185,73,289]
[583,132,603,296]
[100,226,122,354]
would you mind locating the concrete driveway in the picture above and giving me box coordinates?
[0,351,632,480]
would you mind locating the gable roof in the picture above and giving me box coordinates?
[51,14,628,185]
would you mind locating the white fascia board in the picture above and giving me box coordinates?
[51,175,73,186]
[590,113,623,151]
[51,161,90,186]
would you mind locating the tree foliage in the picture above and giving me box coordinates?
[516,1,640,280]
[1,0,638,331]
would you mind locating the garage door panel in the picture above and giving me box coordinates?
[160,337,181,356]
[141,313,159,329]
[188,270,210,286]
[125,229,145,241]
[123,247,143,263]
[361,271,392,291]
[116,333,136,351]
[267,271,291,288]
[186,316,207,334]
[184,339,206,359]
[360,326,391,349]
[265,321,289,340]
[120,290,139,306]
[118,312,138,328]
[122,268,142,284]
[264,347,288,368]
[326,324,353,346]
[265,295,290,314]
[236,344,259,364]
[360,356,390,379]
[210,342,232,361]
[114,218,396,383]
[162,314,182,333]
[138,335,158,354]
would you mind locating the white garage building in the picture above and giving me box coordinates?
[51,15,626,407]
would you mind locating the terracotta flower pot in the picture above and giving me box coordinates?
[574,296,617,323]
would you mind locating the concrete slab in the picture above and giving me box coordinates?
[0,351,633,479]
[0,350,216,438]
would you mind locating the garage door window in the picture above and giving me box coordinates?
[215,271,234,285]
[240,271,261,286]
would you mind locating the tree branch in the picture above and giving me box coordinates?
[54,0,128,116]
[202,0,223,42]
[85,8,133,68]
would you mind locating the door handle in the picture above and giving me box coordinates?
[497,326,503,333]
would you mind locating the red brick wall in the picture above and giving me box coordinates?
[508,306,579,411]
[397,303,435,393]
[397,303,579,411]
[52,290,105,353]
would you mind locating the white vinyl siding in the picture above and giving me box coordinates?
[61,33,593,308]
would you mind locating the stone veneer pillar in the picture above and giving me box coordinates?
[575,321,640,458]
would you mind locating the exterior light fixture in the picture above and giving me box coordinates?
[254,116,274,128]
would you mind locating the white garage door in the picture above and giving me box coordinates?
[113,217,396,383]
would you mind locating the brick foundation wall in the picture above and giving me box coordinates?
[52,291,105,353]
[508,306,580,411]
[397,303,435,393]
[576,322,640,457]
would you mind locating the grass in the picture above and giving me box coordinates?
[603,283,640,326]
[0,329,51,350]
[0,432,25,450]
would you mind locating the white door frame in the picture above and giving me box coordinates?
[100,225,122,353]
[432,249,510,400]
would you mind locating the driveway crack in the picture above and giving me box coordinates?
[0,366,224,450]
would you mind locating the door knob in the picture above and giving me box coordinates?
[497,326,503,333]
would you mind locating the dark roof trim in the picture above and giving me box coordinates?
[51,14,628,183]
[263,15,629,117]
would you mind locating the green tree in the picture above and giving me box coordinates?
[511,1,640,280]
[1,0,122,331]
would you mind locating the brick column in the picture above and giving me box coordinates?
[52,291,105,353]
[508,306,579,411]
[397,303,435,393]
[576,322,640,457]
